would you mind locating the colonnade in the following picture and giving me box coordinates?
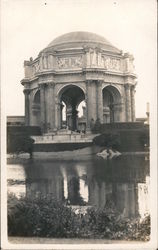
[24,81,136,132]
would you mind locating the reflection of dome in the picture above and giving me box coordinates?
[45,31,121,53]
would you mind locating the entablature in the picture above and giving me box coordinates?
[23,46,136,81]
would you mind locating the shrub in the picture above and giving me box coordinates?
[7,133,34,157]
[8,194,150,240]
[93,133,121,150]
[8,194,79,237]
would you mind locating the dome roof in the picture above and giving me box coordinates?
[45,31,121,53]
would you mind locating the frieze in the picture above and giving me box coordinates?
[32,61,40,74]
[29,52,134,77]
[56,56,83,69]
[85,47,122,71]
[103,57,121,71]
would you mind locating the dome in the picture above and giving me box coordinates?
[45,31,121,53]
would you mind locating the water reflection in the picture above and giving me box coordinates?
[7,155,150,218]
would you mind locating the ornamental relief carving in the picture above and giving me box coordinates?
[32,54,54,74]
[30,52,130,75]
[32,61,40,74]
[103,57,121,71]
[85,47,122,71]
[56,56,83,69]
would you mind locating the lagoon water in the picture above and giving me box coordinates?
[7,154,150,219]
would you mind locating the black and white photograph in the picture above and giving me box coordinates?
[1,0,157,249]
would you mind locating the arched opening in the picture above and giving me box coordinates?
[32,90,41,125]
[102,86,122,123]
[58,85,86,131]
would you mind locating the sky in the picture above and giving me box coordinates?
[1,0,157,117]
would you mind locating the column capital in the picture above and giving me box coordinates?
[46,82,55,88]
[97,79,104,85]
[83,46,90,53]
[131,84,136,91]
[39,81,55,88]
[23,89,30,95]
[124,83,132,90]
[85,79,92,84]
[95,47,103,53]
[39,83,46,88]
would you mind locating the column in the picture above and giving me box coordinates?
[97,81,103,123]
[23,89,30,126]
[48,84,55,131]
[60,103,64,129]
[86,80,97,130]
[131,85,136,122]
[71,103,78,131]
[55,97,60,130]
[125,84,132,122]
[85,81,91,129]
[39,84,46,132]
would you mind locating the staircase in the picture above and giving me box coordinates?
[31,129,95,144]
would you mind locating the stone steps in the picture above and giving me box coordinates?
[32,132,93,144]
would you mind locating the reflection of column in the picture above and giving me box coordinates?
[128,183,136,217]
[97,81,103,123]
[26,177,64,202]
[125,84,132,122]
[40,84,46,132]
[23,89,30,126]
[114,183,138,217]
[99,182,106,208]
[131,85,136,122]
[88,180,100,206]
[67,176,82,205]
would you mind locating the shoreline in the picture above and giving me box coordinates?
[7,149,149,161]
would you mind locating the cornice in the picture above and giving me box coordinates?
[21,68,137,86]
[21,76,39,85]
[21,78,30,85]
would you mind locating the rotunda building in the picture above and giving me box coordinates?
[21,31,137,133]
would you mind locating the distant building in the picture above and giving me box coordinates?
[7,116,25,126]
[136,118,147,123]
